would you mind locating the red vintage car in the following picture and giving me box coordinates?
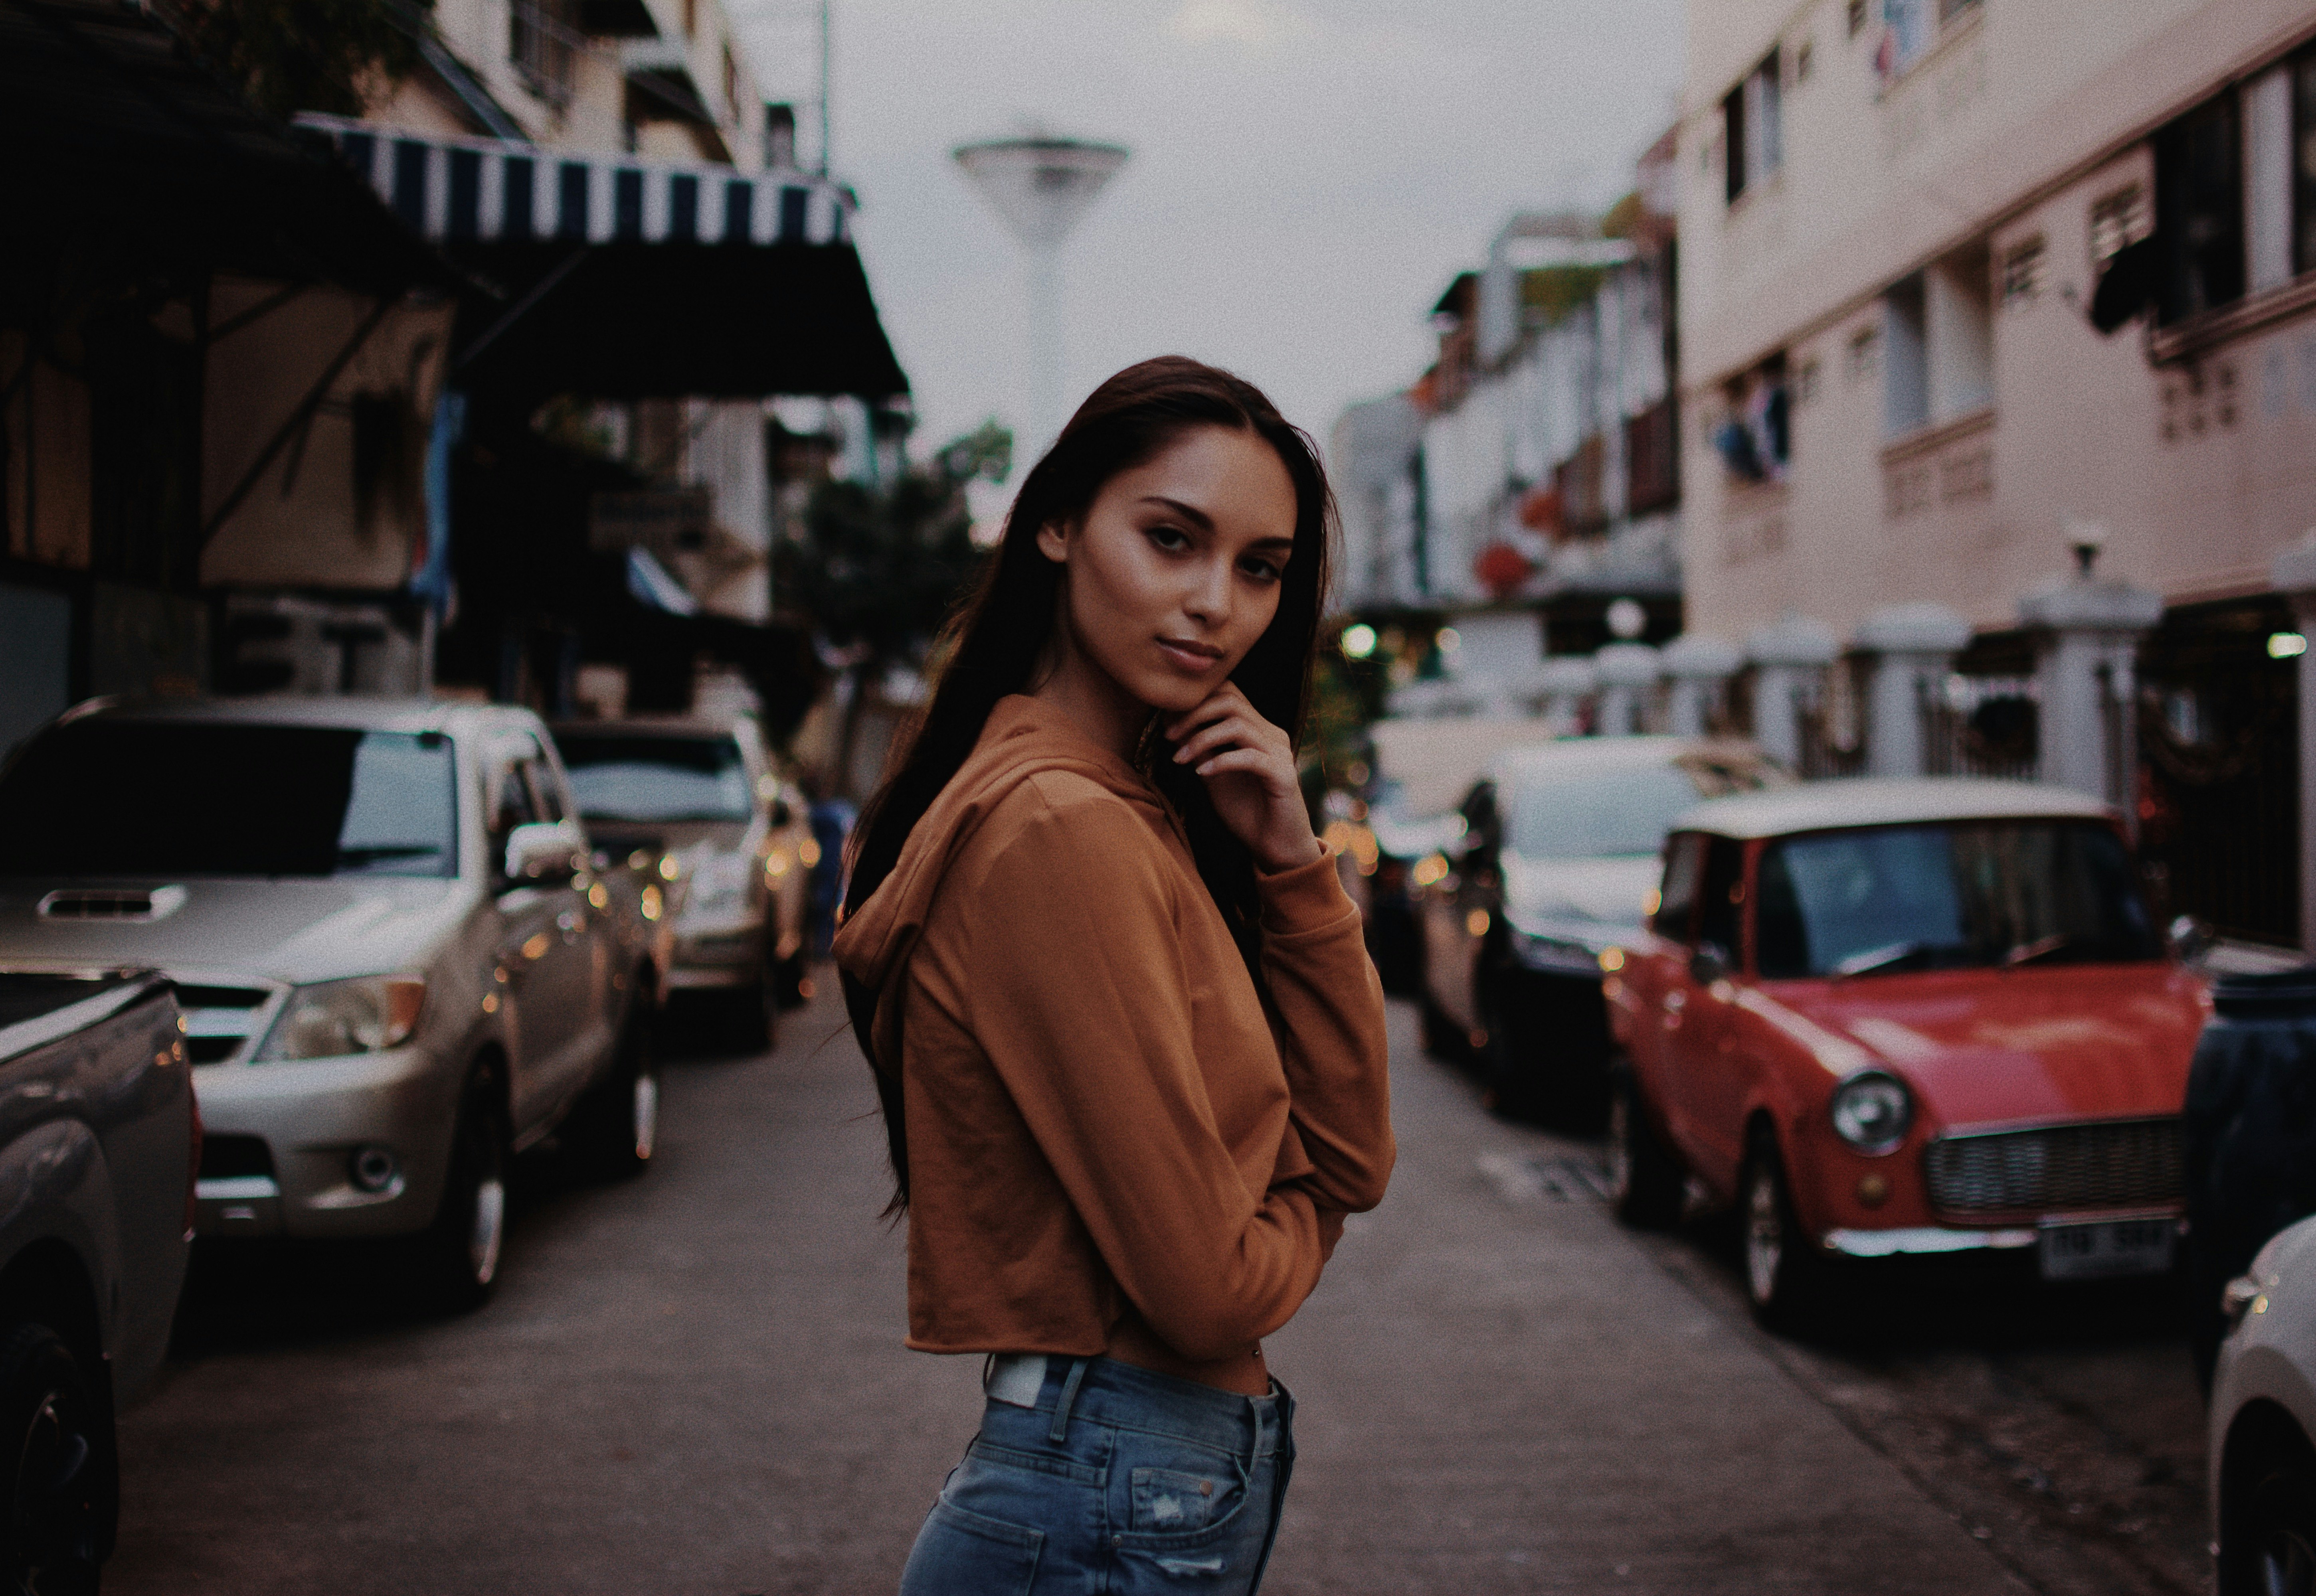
[1606,779,2210,1331]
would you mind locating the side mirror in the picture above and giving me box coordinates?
[2169,914,2215,964]
[504,820,583,884]
[1688,941,1731,987]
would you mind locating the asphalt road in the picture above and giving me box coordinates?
[107,985,2212,1594]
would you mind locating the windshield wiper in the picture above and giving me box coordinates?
[1832,941,1931,978]
[2003,934,2075,968]
[334,845,444,866]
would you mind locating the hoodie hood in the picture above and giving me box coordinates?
[833,695,1168,1065]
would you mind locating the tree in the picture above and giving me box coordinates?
[776,420,1011,791]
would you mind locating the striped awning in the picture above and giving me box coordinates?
[294,114,853,249]
[287,115,905,401]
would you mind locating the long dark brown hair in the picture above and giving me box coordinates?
[840,355,1336,1211]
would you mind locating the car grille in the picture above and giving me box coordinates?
[198,1135,275,1181]
[171,983,273,1065]
[1922,1118,2184,1216]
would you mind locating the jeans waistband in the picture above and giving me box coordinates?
[985,1354,1292,1458]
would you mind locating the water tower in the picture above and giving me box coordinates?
[953,135,1130,457]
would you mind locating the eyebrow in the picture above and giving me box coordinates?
[1139,496,1294,551]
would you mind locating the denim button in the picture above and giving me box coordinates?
[1112,1534,1123,1548]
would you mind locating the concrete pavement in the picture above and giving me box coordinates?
[107,985,2116,1592]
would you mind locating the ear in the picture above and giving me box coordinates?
[1034,519,1072,565]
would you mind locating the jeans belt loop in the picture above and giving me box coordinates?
[1047,1356,1091,1444]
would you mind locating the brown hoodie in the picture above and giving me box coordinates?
[833,694,1393,1390]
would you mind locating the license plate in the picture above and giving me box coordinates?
[2038,1217,2176,1282]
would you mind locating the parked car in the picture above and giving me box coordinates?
[2184,967,2316,1384]
[1606,778,2207,1332]
[550,715,814,1047]
[0,697,662,1309]
[1,969,196,1590]
[1414,735,1786,1120]
[2210,1210,2316,1596]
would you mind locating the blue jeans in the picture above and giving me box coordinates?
[898,1356,1296,1595]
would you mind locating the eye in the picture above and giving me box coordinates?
[1238,554,1284,583]
[1146,523,1191,552]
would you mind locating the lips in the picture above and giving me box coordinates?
[1155,638,1223,673]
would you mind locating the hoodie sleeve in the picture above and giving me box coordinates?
[1255,847,1395,1214]
[953,783,1331,1363]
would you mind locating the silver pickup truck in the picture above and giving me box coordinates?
[0,697,662,1312]
[0,969,195,1592]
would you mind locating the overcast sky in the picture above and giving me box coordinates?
[736,0,1685,468]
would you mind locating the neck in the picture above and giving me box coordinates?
[1028,633,1147,762]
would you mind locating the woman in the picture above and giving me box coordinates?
[833,355,1394,1594]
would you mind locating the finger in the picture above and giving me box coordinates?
[1164,683,1253,740]
[1170,713,1254,764]
[1172,713,1283,766]
[1193,747,1288,781]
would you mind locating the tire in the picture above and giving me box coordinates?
[412,1076,509,1312]
[0,1322,112,1595]
[1418,996,1468,1063]
[723,980,775,1055]
[2221,1452,2316,1596]
[773,950,809,1011]
[1741,1131,1829,1335]
[571,1004,658,1181]
[1609,1070,1685,1229]
[1481,982,1548,1123]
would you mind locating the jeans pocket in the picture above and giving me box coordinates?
[1130,1467,1232,1534]
[898,1497,1044,1596]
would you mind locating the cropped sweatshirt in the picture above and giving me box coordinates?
[833,693,1394,1391]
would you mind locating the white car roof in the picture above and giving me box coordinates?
[1489,735,1761,781]
[63,695,534,738]
[1674,778,2113,840]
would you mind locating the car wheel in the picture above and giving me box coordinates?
[2223,1452,2316,1596]
[1609,1070,1685,1229]
[572,1003,657,1181]
[1418,996,1468,1063]
[0,1322,112,1596]
[1741,1132,1828,1334]
[1481,983,1549,1123]
[414,1076,508,1312]
[773,950,809,1011]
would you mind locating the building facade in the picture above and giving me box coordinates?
[1677,0,2316,946]
[1332,137,1684,669]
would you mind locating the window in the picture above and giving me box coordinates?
[2001,237,2045,307]
[1877,0,1980,83]
[509,0,575,105]
[2154,89,2245,323]
[1845,323,1881,383]
[2298,56,2316,275]
[2089,185,2148,267]
[1885,275,1928,433]
[1794,356,1823,406]
[1715,356,1790,482]
[1752,822,2160,979]
[0,725,458,879]
[1695,838,1746,960]
[1655,834,1705,938]
[1723,49,1782,205]
[1847,0,1868,38]
[558,734,754,824]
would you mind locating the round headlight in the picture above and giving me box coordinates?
[1829,1071,1913,1155]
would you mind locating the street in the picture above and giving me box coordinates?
[106,987,2211,1595]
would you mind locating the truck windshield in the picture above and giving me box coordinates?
[1754,820,2162,979]
[1508,763,1712,859]
[0,723,458,879]
[556,734,753,823]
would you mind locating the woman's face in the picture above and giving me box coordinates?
[1037,424,1299,715]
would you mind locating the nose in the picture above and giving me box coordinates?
[1183,553,1233,629]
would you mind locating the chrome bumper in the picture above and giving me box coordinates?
[1820,1225,2040,1258]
